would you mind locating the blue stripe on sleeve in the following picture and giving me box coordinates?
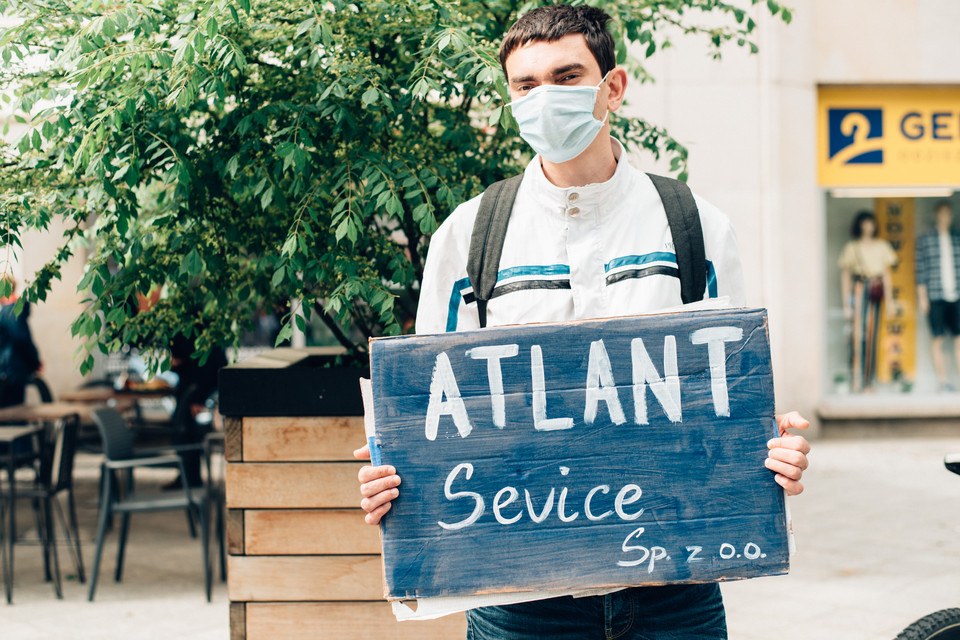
[605,252,677,272]
[446,276,473,333]
[706,260,718,298]
[606,253,719,299]
[444,264,571,332]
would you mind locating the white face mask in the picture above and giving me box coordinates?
[507,71,610,164]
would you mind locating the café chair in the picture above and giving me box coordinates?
[203,431,227,594]
[88,407,210,602]
[25,375,54,404]
[6,414,85,598]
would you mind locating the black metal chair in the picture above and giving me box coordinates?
[88,407,210,602]
[203,431,227,595]
[7,414,85,598]
[24,375,53,404]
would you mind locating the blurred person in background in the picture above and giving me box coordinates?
[163,332,226,490]
[0,275,42,407]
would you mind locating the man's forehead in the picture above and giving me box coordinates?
[504,33,600,81]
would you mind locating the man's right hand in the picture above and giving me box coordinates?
[354,444,401,525]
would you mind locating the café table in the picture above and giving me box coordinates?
[59,386,174,404]
[0,424,44,604]
[0,401,127,426]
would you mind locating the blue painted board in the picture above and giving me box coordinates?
[369,308,787,600]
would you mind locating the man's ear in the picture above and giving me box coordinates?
[605,67,629,113]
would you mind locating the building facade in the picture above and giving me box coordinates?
[626,0,960,434]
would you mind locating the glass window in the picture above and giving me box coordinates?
[825,191,960,396]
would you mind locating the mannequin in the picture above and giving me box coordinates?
[838,210,897,392]
[916,201,960,392]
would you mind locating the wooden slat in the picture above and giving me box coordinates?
[244,509,379,555]
[230,602,246,640]
[226,462,361,509]
[245,603,467,640]
[242,416,364,462]
[228,555,383,601]
[227,509,244,555]
[225,416,243,462]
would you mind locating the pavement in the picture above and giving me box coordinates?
[3,432,960,639]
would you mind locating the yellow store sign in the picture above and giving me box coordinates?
[818,86,960,187]
[875,198,916,384]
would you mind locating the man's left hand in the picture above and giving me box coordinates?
[765,411,811,496]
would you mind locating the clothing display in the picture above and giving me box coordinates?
[916,229,960,306]
[838,238,897,392]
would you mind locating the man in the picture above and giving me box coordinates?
[356,5,810,638]
[916,201,960,392]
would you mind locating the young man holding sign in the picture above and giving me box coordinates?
[356,4,810,637]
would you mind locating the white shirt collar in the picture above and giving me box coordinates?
[522,138,634,218]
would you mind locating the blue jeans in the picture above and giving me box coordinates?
[465,583,726,640]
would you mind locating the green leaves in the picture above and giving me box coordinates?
[0,0,791,370]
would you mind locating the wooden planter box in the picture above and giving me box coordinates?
[220,348,466,639]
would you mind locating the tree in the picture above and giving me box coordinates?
[0,0,792,373]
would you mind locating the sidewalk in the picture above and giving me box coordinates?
[723,433,960,639]
[3,433,960,639]
[2,450,229,640]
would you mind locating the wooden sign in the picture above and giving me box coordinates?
[368,308,788,601]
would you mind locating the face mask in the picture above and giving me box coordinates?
[507,72,610,164]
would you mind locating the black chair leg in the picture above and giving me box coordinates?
[185,507,197,539]
[200,504,211,602]
[30,496,52,584]
[60,491,85,583]
[0,496,8,605]
[114,512,131,582]
[88,472,114,601]
[43,497,62,599]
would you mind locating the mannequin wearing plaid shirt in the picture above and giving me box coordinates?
[916,202,960,392]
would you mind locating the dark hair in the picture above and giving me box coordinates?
[499,4,616,79]
[935,200,953,214]
[850,210,877,239]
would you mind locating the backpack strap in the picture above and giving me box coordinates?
[645,173,706,304]
[465,172,706,328]
[467,174,523,328]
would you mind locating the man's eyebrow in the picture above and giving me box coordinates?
[550,63,587,77]
[509,62,588,85]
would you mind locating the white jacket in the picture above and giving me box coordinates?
[416,139,746,334]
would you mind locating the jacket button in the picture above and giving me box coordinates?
[568,192,580,203]
[568,207,580,216]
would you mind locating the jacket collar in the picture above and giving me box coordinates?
[522,137,634,218]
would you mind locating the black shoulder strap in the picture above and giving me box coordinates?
[646,173,706,304]
[467,174,523,328]
[465,172,706,328]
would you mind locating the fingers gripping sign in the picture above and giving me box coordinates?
[354,444,401,525]
[765,411,811,496]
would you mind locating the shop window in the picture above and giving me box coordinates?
[826,191,960,396]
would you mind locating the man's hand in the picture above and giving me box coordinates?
[765,411,811,496]
[354,444,401,525]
